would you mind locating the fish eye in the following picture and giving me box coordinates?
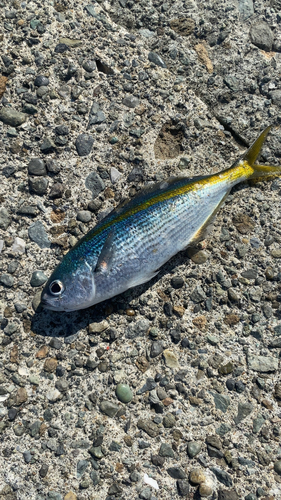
[49,280,64,296]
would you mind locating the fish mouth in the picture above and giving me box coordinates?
[40,296,66,312]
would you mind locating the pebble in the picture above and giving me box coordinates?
[247,355,278,372]
[0,274,14,287]
[159,442,174,457]
[137,419,159,438]
[34,75,49,87]
[46,389,61,402]
[163,349,178,368]
[250,21,274,51]
[0,207,11,230]
[99,400,119,417]
[167,467,186,479]
[77,210,92,223]
[211,467,232,487]
[85,172,105,198]
[271,248,281,258]
[274,460,281,475]
[28,221,51,248]
[177,479,190,496]
[187,441,202,458]
[189,468,206,484]
[29,176,49,195]
[115,383,133,403]
[187,249,210,264]
[110,167,122,183]
[0,107,26,126]
[28,158,47,176]
[150,341,163,358]
[148,52,167,68]
[123,95,139,108]
[30,271,48,287]
[234,402,253,424]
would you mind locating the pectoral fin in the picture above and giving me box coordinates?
[94,230,115,274]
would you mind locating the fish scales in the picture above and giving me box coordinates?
[41,126,281,311]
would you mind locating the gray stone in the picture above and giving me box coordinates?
[28,221,51,249]
[23,450,32,463]
[0,274,14,287]
[55,379,69,393]
[29,176,49,195]
[150,341,163,358]
[77,210,92,223]
[28,158,46,176]
[99,400,119,417]
[116,383,133,403]
[0,107,26,126]
[148,52,167,68]
[77,459,89,478]
[177,479,190,496]
[123,95,139,108]
[252,414,266,434]
[247,355,278,372]
[216,423,231,436]
[34,75,49,87]
[85,172,105,198]
[37,86,49,97]
[47,493,62,500]
[211,467,233,487]
[0,207,11,230]
[30,271,47,287]
[190,286,206,303]
[274,460,281,475]
[76,133,94,156]
[83,59,97,72]
[88,110,106,126]
[163,413,176,428]
[127,318,150,339]
[250,21,274,51]
[212,393,230,413]
[159,443,174,458]
[238,0,254,20]
[40,137,56,153]
[270,90,281,106]
[187,441,202,458]
[29,420,41,437]
[137,378,157,395]
[167,467,186,479]
[139,487,152,499]
[218,491,239,500]
[90,470,100,485]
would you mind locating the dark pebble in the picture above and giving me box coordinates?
[122,95,139,108]
[167,467,186,479]
[177,479,190,496]
[8,408,17,421]
[39,464,49,478]
[55,125,69,136]
[136,377,157,394]
[34,75,49,87]
[28,158,46,176]
[171,276,184,289]
[55,43,69,53]
[83,60,97,72]
[75,133,94,156]
[148,51,167,68]
[29,177,48,195]
[49,183,64,199]
[150,341,163,358]
[46,159,60,174]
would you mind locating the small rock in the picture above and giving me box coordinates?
[29,176,49,195]
[217,490,239,500]
[64,493,76,500]
[177,479,190,496]
[199,483,213,497]
[30,271,47,287]
[44,358,58,373]
[211,467,233,487]
[274,460,281,475]
[148,52,167,68]
[11,237,26,254]
[190,286,206,303]
[189,468,206,484]
[0,274,14,287]
[212,393,230,413]
[150,341,163,358]
[28,158,46,176]
[85,172,105,198]
[75,134,94,156]
[0,107,26,127]
[123,95,139,108]
[116,383,133,403]
[187,248,210,264]
[247,355,278,372]
[28,221,50,248]
[167,467,186,479]
[271,248,281,258]
[88,320,109,333]
[100,400,119,417]
[250,21,274,51]
[40,137,56,153]
[163,349,178,368]
[77,210,92,223]
[46,389,61,402]
[187,441,202,458]
[34,75,49,87]
[159,442,174,458]
[0,207,11,230]
[137,419,159,438]
[83,60,97,72]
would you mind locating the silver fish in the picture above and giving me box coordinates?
[41,126,280,311]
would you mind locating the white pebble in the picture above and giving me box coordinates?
[12,237,26,254]
[143,474,159,490]
[0,240,3,253]
[46,389,61,402]
[110,166,122,184]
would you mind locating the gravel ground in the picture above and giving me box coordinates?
[1,1,281,499]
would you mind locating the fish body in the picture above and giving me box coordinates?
[42,126,280,312]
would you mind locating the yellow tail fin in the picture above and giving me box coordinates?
[243,125,281,178]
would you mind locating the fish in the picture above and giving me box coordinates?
[41,126,281,312]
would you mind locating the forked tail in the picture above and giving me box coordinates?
[243,125,281,179]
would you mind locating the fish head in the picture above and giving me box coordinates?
[41,258,96,312]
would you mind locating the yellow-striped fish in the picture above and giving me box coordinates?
[41,126,280,311]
